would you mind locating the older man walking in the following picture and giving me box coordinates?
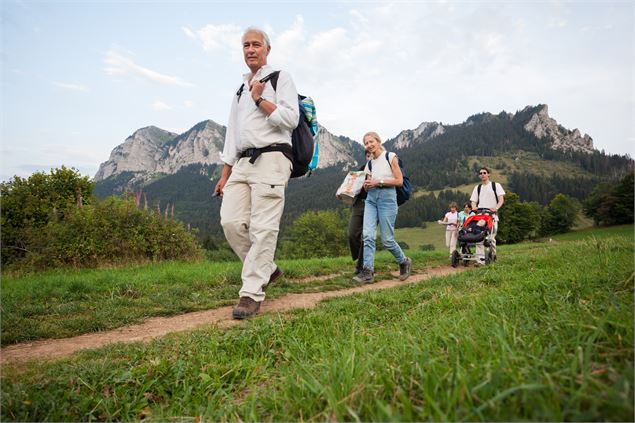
[214,27,299,319]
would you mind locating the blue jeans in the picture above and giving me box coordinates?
[362,187,407,270]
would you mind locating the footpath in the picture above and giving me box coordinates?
[1,266,466,365]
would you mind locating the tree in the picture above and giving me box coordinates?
[1,166,93,264]
[541,194,579,236]
[583,171,634,226]
[497,192,542,244]
[279,210,349,259]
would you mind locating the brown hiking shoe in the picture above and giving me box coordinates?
[263,267,283,291]
[232,297,261,320]
[399,257,412,281]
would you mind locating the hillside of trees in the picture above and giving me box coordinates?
[93,105,633,245]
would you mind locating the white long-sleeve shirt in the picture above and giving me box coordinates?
[220,65,299,166]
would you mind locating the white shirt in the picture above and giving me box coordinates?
[220,65,299,166]
[444,211,458,231]
[470,181,506,210]
[364,151,397,180]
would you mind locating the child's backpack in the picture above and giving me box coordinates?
[260,71,318,178]
[367,151,412,206]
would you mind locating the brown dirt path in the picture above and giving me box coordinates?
[1,266,466,365]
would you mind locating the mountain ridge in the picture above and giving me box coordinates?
[94,104,596,191]
[93,104,632,239]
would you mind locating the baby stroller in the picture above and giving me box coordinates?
[452,208,496,267]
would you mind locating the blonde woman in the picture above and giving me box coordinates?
[353,132,412,284]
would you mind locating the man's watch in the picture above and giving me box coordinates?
[255,97,265,108]
[379,179,385,188]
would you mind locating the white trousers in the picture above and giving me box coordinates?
[476,220,498,262]
[445,230,457,255]
[220,152,292,302]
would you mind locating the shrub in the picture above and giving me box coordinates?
[540,194,579,236]
[279,209,349,259]
[19,197,203,270]
[1,166,92,265]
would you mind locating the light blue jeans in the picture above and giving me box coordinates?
[362,187,407,270]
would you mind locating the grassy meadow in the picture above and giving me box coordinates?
[1,248,450,345]
[1,225,633,421]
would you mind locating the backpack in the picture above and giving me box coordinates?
[367,151,412,206]
[236,71,318,178]
[476,181,499,207]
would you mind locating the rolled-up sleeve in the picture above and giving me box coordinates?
[220,93,240,166]
[266,71,299,131]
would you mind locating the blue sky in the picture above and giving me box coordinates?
[1,0,633,182]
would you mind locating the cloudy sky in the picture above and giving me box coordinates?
[1,0,633,182]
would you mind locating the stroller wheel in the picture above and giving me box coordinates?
[451,250,460,268]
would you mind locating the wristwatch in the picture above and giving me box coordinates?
[379,179,384,188]
[255,97,265,108]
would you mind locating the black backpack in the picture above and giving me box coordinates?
[236,71,316,178]
[476,181,499,206]
[367,152,412,206]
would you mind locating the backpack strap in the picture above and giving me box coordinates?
[236,84,245,102]
[492,181,499,204]
[260,70,280,91]
[236,70,281,102]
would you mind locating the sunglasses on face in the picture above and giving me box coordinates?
[479,172,488,175]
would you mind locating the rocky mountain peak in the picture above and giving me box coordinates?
[94,120,364,185]
[388,121,445,150]
[522,104,593,153]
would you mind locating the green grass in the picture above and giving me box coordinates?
[1,249,449,345]
[1,225,633,421]
[395,222,449,252]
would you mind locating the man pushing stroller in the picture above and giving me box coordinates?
[469,167,505,266]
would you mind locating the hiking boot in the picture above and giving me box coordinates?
[232,297,261,320]
[263,267,283,291]
[399,257,412,281]
[353,267,374,284]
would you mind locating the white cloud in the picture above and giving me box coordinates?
[183,100,194,108]
[53,82,88,92]
[103,50,194,87]
[190,23,242,52]
[182,26,196,39]
[152,100,172,111]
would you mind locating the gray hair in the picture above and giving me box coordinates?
[242,27,271,48]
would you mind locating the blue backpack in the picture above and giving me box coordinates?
[368,152,412,206]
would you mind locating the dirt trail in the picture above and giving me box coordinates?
[1,266,466,365]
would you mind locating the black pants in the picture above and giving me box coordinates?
[348,197,365,271]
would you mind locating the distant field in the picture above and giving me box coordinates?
[412,151,600,198]
[396,213,595,252]
[395,222,449,252]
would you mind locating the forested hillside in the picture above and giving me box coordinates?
[94,105,633,242]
